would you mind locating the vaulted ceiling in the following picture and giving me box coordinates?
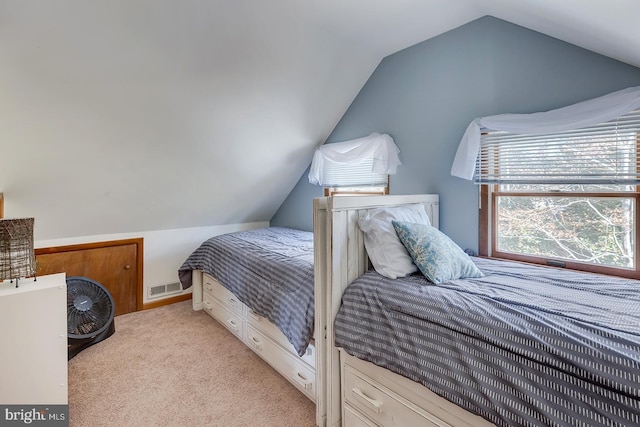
[1,0,639,240]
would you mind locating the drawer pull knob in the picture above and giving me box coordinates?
[249,335,263,351]
[352,387,383,414]
[228,297,236,305]
[205,283,213,291]
[203,301,212,311]
[292,371,313,390]
[227,319,239,332]
[248,309,262,321]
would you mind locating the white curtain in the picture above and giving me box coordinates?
[451,85,640,180]
[308,132,401,185]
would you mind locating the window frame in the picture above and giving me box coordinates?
[480,186,640,279]
[324,176,390,196]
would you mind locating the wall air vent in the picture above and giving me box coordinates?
[148,282,182,299]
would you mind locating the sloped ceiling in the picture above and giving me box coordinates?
[1,0,639,240]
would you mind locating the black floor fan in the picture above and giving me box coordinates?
[67,276,116,360]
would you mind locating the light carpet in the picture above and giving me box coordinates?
[68,300,316,427]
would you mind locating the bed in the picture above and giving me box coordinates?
[179,226,326,425]
[314,194,640,427]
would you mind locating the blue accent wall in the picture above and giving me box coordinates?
[271,16,640,251]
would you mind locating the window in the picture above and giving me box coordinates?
[478,110,640,278]
[309,132,400,196]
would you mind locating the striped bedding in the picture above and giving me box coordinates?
[179,227,314,356]
[335,257,640,427]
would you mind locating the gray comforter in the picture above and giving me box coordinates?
[179,227,314,356]
[335,257,640,427]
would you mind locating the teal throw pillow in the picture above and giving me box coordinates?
[392,220,484,284]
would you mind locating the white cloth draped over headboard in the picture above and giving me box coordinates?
[450,85,640,181]
[308,133,401,186]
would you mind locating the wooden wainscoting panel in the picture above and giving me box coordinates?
[35,238,144,316]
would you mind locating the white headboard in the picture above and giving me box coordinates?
[313,194,439,427]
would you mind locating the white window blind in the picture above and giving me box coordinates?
[308,132,401,187]
[452,86,640,180]
[475,109,640,185]
[321,157,389,187]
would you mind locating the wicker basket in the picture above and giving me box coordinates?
[0,218,36,281]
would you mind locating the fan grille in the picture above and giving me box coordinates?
[67,277,115,338]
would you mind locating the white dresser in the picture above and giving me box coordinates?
[0,273,68,404]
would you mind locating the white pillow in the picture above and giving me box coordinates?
[357,203,431,279]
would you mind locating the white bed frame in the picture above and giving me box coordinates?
[314,194,494,427]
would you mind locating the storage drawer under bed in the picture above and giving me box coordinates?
[203,294,246,342]
[202,273,245,316]
[247,325,316,402]
[247,308,315,369]
[343,363,451,427]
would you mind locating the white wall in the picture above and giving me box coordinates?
[0,1,380,242]
[35,221,268,305]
